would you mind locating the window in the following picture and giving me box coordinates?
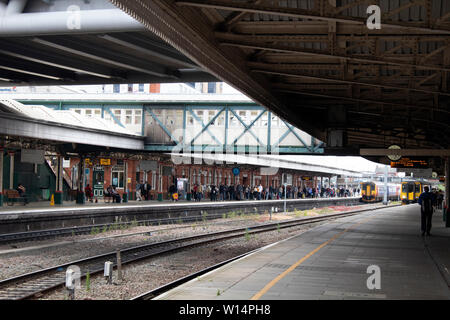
[94,110,101,117]
[113,84,120,93]
[85,110,92,117]
[139,83,144,92]
[239,111,246,122]
[217,114,224,126]
[112,166,125,189]
[125,110,132,124]
[207,82,216,93]
[208,110,215,124]
[135,110,142,125]
[74,109,81,114]
[128,84,133,92]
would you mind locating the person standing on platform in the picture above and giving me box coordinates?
[140,181,146,200]
[135,181,142,201]
[16,183,29,205]
[198,183,203,202]
[418,186,436,236]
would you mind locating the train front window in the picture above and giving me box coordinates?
[402,183,414,193]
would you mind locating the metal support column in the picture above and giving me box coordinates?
[77,158,85,204]
[445,157,450,227]
[158,162,163,201]
[383,165,388,205]
[9,151,14,189]
[55,155,63,204]
[123,160,129,202]
[0,148,3,206]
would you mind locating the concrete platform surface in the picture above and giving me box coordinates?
[156,205,450,300]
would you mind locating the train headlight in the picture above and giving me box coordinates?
[402,195,406,199]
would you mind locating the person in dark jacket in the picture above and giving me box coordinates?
[418,186,436,236]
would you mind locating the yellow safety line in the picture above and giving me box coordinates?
[251,215,376,300]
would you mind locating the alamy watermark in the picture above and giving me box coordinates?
[170,131,280,175]
[66,5,81,30]
[366,265,381,290]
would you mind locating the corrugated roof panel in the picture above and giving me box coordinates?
[0,99,139,136]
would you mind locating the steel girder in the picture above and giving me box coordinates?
[110,0,450,151]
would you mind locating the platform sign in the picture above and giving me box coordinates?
[21,149,44,164]
[302,176,312,181]
[390,157,429,168]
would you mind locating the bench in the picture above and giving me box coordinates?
[5,189,27,206]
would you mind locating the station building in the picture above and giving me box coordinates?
[0,97,362,205]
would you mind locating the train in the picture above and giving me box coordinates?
[360,181,401,203]
[400,181,423,204]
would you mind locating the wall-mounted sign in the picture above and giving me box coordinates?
[140,160,158,171]
[302,176,312,181]
[63,158,71,168]
[21,149,44,164]
[232,167,240,176]
[390,158,429,169]
[84,158,93,166]
[397,168,432,178]
[100,158,111,165]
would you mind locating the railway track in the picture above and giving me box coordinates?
[0,198,362,243]
[0,204,397,300]
[0,212,245,244]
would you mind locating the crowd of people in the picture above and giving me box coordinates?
[185,183,360,202]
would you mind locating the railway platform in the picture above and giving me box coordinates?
[155,205,450,300]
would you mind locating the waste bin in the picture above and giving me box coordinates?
[157,192,163,201]
[122,192,128,203]
[187,193,191,201]
[54,191,63,205]
[76,191,85,204]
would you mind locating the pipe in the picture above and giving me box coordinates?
[0,9,145,36]
[5,0,27,15]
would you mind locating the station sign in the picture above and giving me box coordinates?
[301,176,312,180]
[21,149,44,164]
[390,157,429,169]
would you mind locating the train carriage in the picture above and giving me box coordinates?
[360,182,400,203]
